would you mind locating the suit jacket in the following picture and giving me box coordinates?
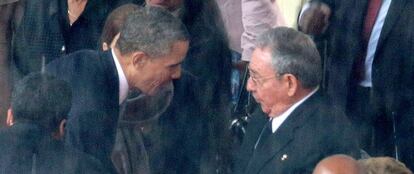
[0,122,108,174]
[112,72,211,174]
[46,50,119,172]
[318,0,414,168]
[235,91,359,174]
[12,0,112,76]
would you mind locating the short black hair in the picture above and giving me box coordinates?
[11,73,72,132]
[99,4,140,50]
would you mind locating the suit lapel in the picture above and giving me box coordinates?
[376,0,407,50]
[247,91,321,174]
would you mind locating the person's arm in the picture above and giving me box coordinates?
[0,2,17,127]
[241,0,286,62]
[298,0,333,35]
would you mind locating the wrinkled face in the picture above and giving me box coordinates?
[128,41,189,96]
[246,48,290,117]
[146,0,184,11]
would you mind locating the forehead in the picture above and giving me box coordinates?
[249,48,274,75]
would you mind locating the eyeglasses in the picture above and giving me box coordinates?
[248,72,277,87]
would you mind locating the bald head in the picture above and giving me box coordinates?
[313,155,363,174]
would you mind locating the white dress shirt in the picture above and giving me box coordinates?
[271,87,319,133]
[111,49,129,105]
[360,0,392,87]
[299,1,392,87]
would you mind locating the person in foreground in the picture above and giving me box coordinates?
[234,27,359,174]
[46,7,189,173]
[313,154,363,174]
[0,73,108,174]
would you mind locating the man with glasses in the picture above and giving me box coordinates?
[234,27,359,174]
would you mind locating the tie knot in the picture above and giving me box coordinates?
[254,119,273,149]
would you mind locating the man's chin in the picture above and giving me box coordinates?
[260,105,271,116]
[146,82,172,96]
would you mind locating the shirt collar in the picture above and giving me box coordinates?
[111,49,129,105]
[271,86,319,133]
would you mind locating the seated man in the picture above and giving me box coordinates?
[234,27,359,174]
[0,73,107,174]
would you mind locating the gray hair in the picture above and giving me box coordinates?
[358,157,413,174]
[117,6,189,57]
[256,27,321,89]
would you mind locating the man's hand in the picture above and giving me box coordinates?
[0,2,18,128]
[299,2,331,35]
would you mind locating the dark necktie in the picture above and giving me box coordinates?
[254,119,273,150]
[363,0,383,42]
[355,0,383,82]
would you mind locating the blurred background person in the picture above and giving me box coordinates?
[11,0,119,78]
[0,0,21,127]
[276,0,309,29]
[144,1,234,173]
[215,0,243,55]
[241,0,285,64]
[300,0,414,169]
[0,0,131,127]
[0,72,108,174]
[241,0,308,63]
[358,157,413,174]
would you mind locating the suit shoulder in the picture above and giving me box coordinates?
[46,50,105,75]
[56,50,101,63]
[312,94,349,121]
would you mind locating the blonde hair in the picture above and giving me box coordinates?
[358,157,413,174]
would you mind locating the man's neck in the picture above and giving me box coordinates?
[270,87,319,117]
[113,48,127,71]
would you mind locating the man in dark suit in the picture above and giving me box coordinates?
[300,0,414,169]
[0,73,107,174]
[46,7,189,173]
[234,27,359,174]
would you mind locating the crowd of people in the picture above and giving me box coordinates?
[0,0,413,173]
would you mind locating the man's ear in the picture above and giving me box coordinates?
[284,74,299,97]
[7,108,14,126]
[102,42,109,51]
[59,119,66,137]
[52,119,67,140]
[51,119,66,140]
[131,51,147,68]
